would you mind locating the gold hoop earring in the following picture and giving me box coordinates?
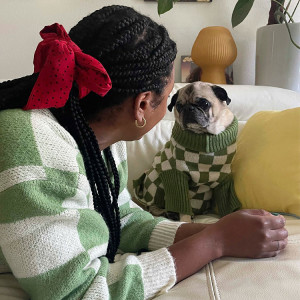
[135,117,147,128]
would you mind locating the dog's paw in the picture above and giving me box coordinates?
[180,214,192,223]
[165,211,180,221]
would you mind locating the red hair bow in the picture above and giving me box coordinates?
[24,23,112,110]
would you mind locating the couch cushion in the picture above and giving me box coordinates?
[232,108,300,217]
[154,216,300,300]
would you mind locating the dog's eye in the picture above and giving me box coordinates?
[196,98,211,110]
[176,103,183,113]
[200,101,210,110]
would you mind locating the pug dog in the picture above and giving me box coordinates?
[170,81,234,135]
[134,81,238,222]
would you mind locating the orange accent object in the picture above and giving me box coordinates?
[191,26,237,84]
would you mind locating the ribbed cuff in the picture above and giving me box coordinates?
[138,248,176,299]
[213,175,242,217]
[148,220,185,251]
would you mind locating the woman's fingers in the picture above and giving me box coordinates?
[268,215,286,229]
[271,227,289,240]
[212,210,289,259]
[262,237,288,255]
[271,239,288,252]
[259,238,288,258]
[276,238,288,251]
[263,225,288,253]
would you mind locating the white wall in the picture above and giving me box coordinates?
[0,0,299,84]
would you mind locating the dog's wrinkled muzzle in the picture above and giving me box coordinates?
[181,105,209,130]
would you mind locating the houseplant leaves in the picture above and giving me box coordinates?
[157,0,179,15]
[231,0,255,27]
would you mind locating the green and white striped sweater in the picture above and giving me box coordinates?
[0,108,183,300]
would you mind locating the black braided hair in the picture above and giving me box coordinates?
[0,5,177,262]
[69,5,177,119]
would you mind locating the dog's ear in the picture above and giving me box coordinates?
[168,92,178,112]
[212,85,231,105]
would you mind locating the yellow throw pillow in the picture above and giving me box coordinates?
[232,107,300,216]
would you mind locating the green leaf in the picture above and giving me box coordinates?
[158,0,173,15]
[231,0,255,27]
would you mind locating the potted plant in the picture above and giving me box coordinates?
[157,0,299,47]
[232,0,299,49]
[157,0,299,91]
[231,0,300,92]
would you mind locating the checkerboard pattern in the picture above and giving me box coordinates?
[134,119,238,216]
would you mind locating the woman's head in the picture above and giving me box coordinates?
[68,5,177,120]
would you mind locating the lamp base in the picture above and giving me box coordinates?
[200,66,227,84]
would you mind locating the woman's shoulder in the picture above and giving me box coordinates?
[0,108,30,129]
[0,109,35,145]
[0,108,81,174]
[0,108,77,148]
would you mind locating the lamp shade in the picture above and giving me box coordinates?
[191,26,237,84]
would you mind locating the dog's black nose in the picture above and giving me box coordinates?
[185,104,196,111]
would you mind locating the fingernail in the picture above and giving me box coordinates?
[280,216,286,224]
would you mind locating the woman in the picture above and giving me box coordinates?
[0,5,288,300]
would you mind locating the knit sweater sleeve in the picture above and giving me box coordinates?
[0,109,176,300]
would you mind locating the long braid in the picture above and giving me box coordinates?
[104,147,121,252]
[0,5,177,262]
[103,147,121,253]
[66,93,120,262]
[80,114,121,260]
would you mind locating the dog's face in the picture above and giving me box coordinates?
[168,82,234,135]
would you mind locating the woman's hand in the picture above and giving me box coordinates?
[169,209,288,283]
[211,209,288,259]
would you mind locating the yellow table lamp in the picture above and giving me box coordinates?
[191,26,237,84]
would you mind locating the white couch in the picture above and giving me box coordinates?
[126,83,300,300]
[1,83,299,300]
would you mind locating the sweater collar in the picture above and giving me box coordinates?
[171,117,238,153]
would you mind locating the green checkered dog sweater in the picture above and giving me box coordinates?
[134,117,241,217]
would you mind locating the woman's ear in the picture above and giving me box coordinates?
[133,91,153,123]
